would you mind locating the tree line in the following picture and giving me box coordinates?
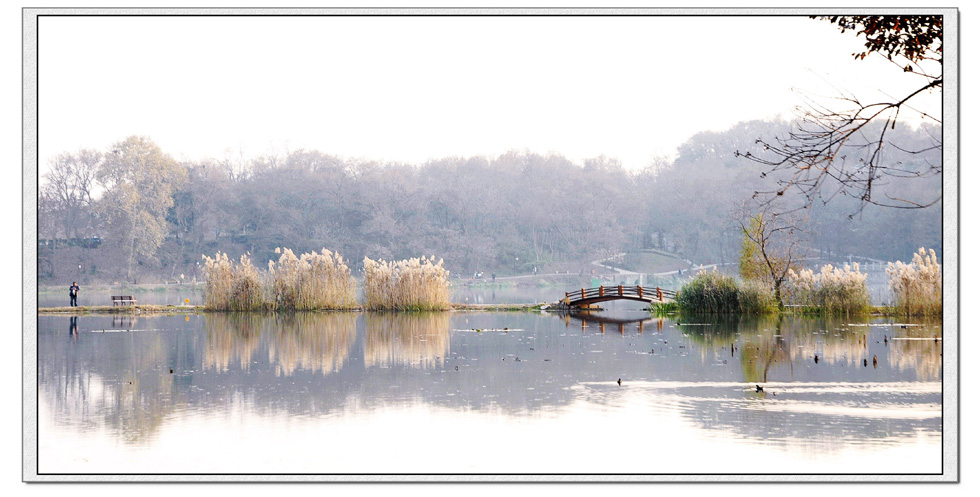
[37,119,941,285]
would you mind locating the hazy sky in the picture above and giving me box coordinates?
[36,13,942,173]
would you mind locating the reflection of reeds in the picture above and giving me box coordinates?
[203,313,357,376]
[202,248,357,311]
[266,313,357,376]
[203,313,265,372]
[363,256,451,311]
[887,248,942,317]
[363,312,451,369]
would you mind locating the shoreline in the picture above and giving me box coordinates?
[36,302,555,315]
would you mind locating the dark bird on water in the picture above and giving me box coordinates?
[617,378,622,386]
[169,369,174,374]
[756,385,764,392]
[864,359,868,367]
[814,354,819,364]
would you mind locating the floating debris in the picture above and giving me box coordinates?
[453,328,525,332]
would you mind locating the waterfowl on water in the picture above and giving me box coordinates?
[873,355,878,368]
[755,385,764,392]
[617,378,622,386]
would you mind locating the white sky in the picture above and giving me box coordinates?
[34,12,942,173]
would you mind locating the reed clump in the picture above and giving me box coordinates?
[268,248,357,310]
[785,262,870,315]
[202,248,357,311]
[201,252,263,311]
[362,256,451,311]
[886,248,942,317]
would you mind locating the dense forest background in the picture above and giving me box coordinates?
[37,119,942,285]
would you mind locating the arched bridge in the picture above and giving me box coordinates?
[561,285,677,308]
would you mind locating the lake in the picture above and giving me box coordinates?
[34,309,943,478]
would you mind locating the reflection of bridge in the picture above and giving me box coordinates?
[560,311,665,334]
[561,285,676,308]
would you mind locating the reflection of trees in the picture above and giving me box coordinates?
[42,316,175,444]
[363,312,451,369]
[203,313,357,376]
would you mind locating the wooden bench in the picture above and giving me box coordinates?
[111,295,138,306]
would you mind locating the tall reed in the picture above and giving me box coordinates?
[886,248,942,317]
[362,256,451,311]
[785,262,870,314]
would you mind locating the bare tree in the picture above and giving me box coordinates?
[738,15,943,212]
[736,202,811,307]
[43,149,101,239]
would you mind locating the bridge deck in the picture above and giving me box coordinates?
[562,285,676,308]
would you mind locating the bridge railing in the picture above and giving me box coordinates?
[564,285,676,303]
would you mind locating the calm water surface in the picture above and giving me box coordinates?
[36,309,942,475]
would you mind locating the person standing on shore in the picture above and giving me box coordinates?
[69,282,79,307]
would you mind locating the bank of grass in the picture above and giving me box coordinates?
[674,271,778,314]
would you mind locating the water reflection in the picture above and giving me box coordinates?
[204,313,357,376]
[36,312,942,473]
[363,312,450,369]
[675,314,943,383]
[885,320,943,381]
